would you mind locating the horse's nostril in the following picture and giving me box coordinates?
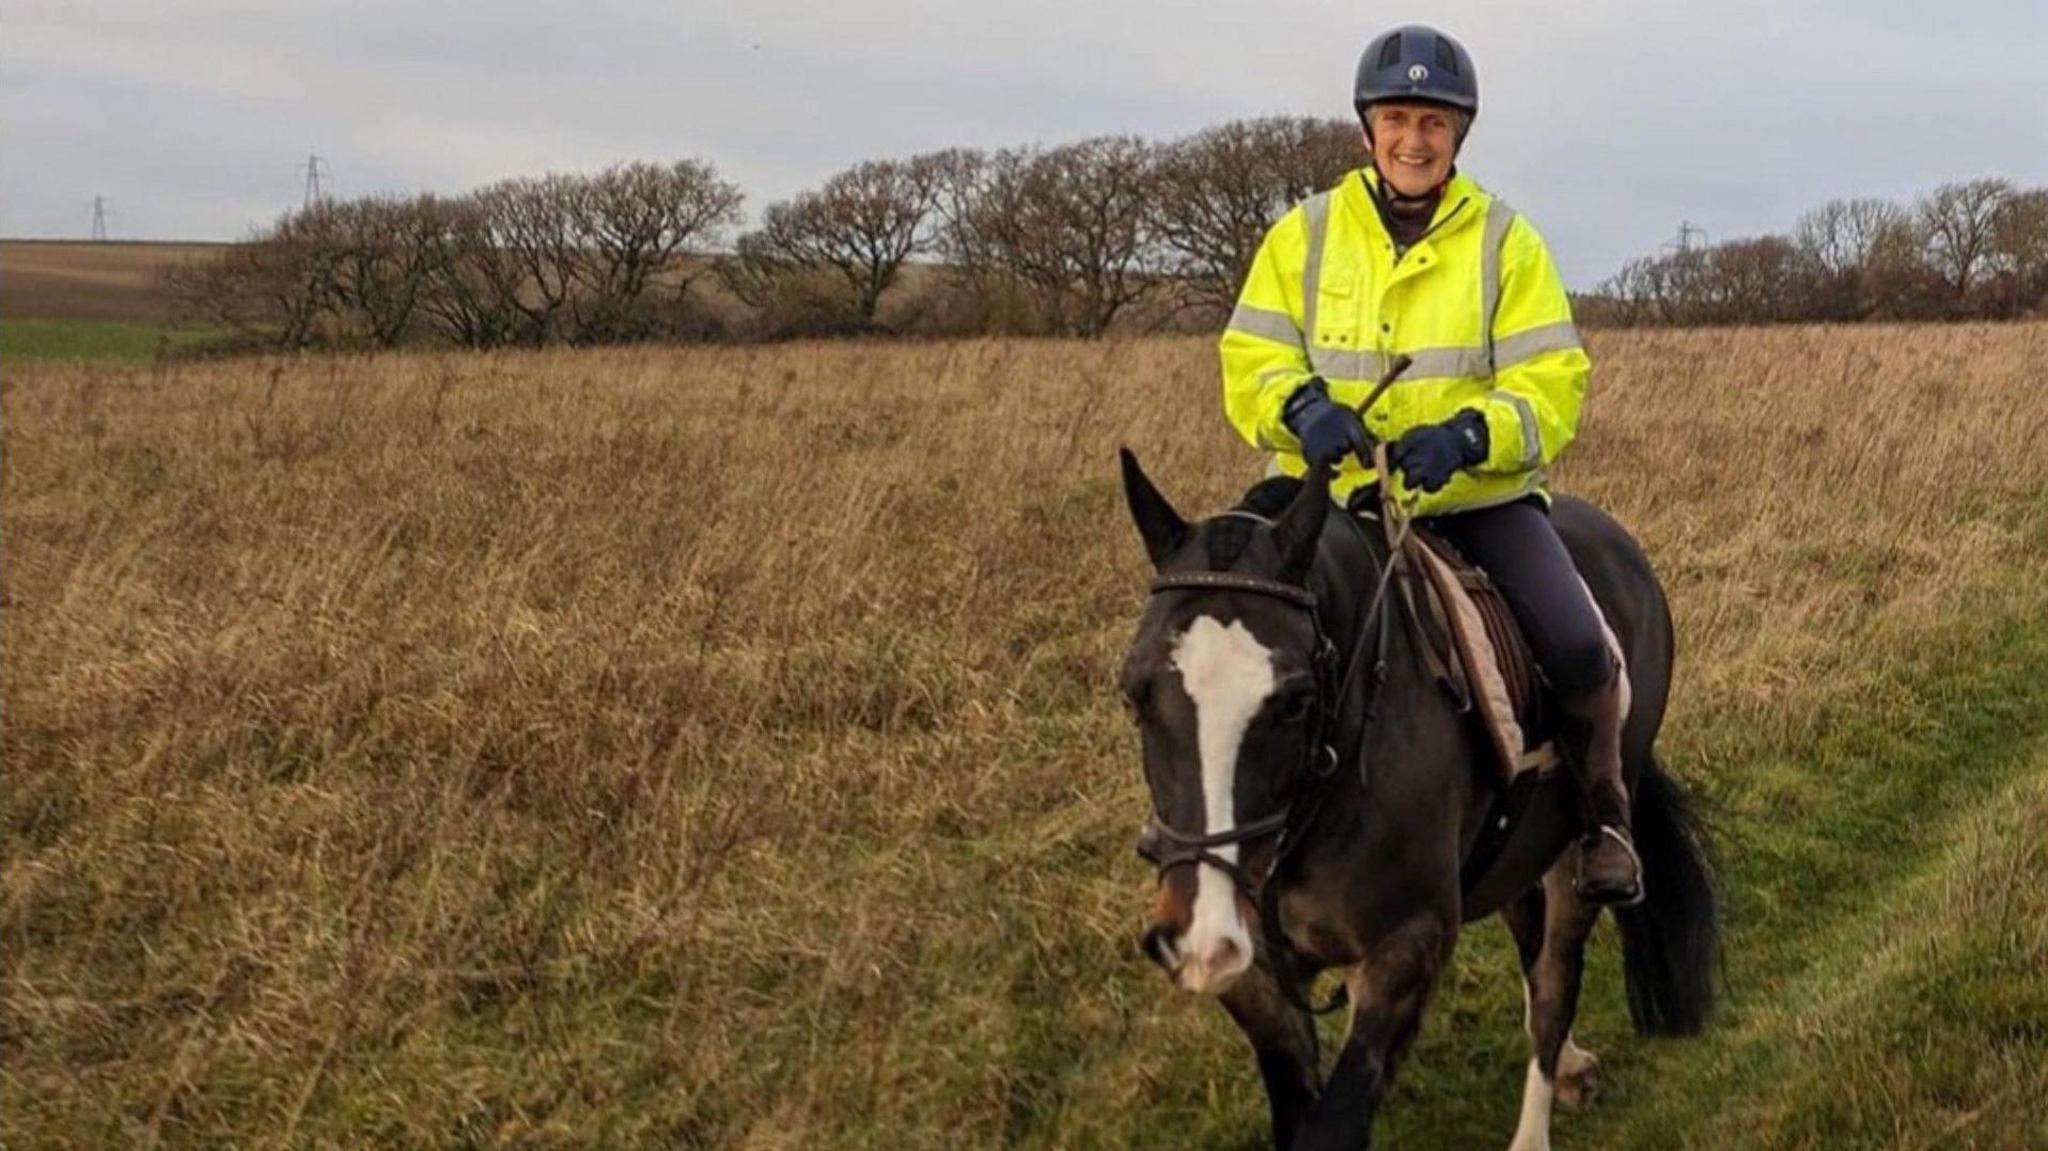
[1140,923,1178,969]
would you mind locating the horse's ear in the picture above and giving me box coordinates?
[1273,464,1331,584]
[1120,448,1189,569]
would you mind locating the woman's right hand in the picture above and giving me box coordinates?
[1281,379,1369,467]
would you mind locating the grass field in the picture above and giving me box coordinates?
[0,318,231,364]
[4,326,2046,1149]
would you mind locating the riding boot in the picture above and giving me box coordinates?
[1557,666,1644,906]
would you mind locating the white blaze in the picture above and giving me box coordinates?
[1169,615,1277,991]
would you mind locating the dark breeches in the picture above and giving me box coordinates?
[1423,498,1616,697]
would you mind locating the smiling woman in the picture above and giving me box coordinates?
[1366,104,1464,198]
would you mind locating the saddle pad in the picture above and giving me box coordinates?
[1409,538,1628,784]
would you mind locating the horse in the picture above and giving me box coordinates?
[1117,449,1717,1151]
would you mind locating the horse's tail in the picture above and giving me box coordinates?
[1615,753,1719,1037]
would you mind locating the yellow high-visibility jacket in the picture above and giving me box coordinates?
[1220,168,1590,514]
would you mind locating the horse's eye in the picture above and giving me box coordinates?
[1277,691,1316,725]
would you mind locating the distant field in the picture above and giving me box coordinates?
[0,240,223,322]
[3,327,2046,1149]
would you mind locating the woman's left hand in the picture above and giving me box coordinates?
[1389,411,1490,493]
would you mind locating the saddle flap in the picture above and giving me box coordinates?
[1407,530,1559,784]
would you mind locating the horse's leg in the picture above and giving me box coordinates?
[1503,867,1603,1151]
[1539,867,1605,1110]
[1218,962,1320,1150]
[1292,916,1451,1151]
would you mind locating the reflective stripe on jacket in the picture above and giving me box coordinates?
[1219,168,1591,514]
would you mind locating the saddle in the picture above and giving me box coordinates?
[1353,510,1623,785]
[1401,529,1562,782]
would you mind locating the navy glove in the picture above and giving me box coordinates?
[1388,410,1489,493]
[1281,378,1368,467]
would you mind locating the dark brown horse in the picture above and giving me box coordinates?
[1118,450,1717,1151]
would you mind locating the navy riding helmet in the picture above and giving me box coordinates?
[1353,25,1479,126]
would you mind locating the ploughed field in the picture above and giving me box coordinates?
[4,327,2046,1149]
[0,241,221,322]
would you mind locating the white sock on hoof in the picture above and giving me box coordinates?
[1505,1058,1554,1151]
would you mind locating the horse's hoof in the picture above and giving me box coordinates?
[1554,1045,1600,1109]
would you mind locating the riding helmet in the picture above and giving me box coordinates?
[1353,25,1479,125]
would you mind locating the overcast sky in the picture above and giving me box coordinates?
[5,0,2046,287]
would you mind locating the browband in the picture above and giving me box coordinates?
[1148,570,1319,610]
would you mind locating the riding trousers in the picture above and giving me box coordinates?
[1419,499,1616,699]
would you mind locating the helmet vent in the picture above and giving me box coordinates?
[1435,37,1460,74]
[1378,36,1403,70]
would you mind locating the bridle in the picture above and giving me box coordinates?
[1134,523,1402,1012]
[1134,568,1343,888]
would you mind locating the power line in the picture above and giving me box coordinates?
[90,195,111,241]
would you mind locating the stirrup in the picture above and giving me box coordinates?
[1575,825,1646,908]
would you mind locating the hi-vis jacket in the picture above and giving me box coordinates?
[1220,168,1591,514]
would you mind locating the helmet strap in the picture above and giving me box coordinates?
[1368,161,1455,213]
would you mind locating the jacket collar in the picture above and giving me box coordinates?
[1348,168,1486,242]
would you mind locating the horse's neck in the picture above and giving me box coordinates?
[1306,510,1486,836]
[1307,509,1386,645]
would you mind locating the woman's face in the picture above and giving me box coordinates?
[1367,102,1458,198]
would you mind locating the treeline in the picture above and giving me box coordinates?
[1577,180,2048,326]
[167,119,1360,349]
[168,135,2048,349]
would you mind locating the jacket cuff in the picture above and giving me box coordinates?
[1479,394,1543,472]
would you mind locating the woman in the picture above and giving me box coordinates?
[1219,25,1641,903]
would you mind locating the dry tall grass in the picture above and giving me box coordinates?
[4,325,2046,1148]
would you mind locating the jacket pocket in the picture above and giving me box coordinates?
[1310,260,1363,352]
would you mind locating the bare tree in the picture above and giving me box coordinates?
[1793,197,1909,319]
[468,160,741,345]
[918,148,1040,334]
[415,194,527,348]
[1863,214,1947,320]
[1693,236,1825,324]
[1588,256,1665,327]
[322,195,457,346]
[475,173,585,345]
[568,160,743,342]
[1988,187,2048,317]
[949,137,1167,336]
[926,147,993,272]
[163,208,345,348]
[1149,117,1363,320]
[724,157,944,332]
[1918,179,2014,309]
